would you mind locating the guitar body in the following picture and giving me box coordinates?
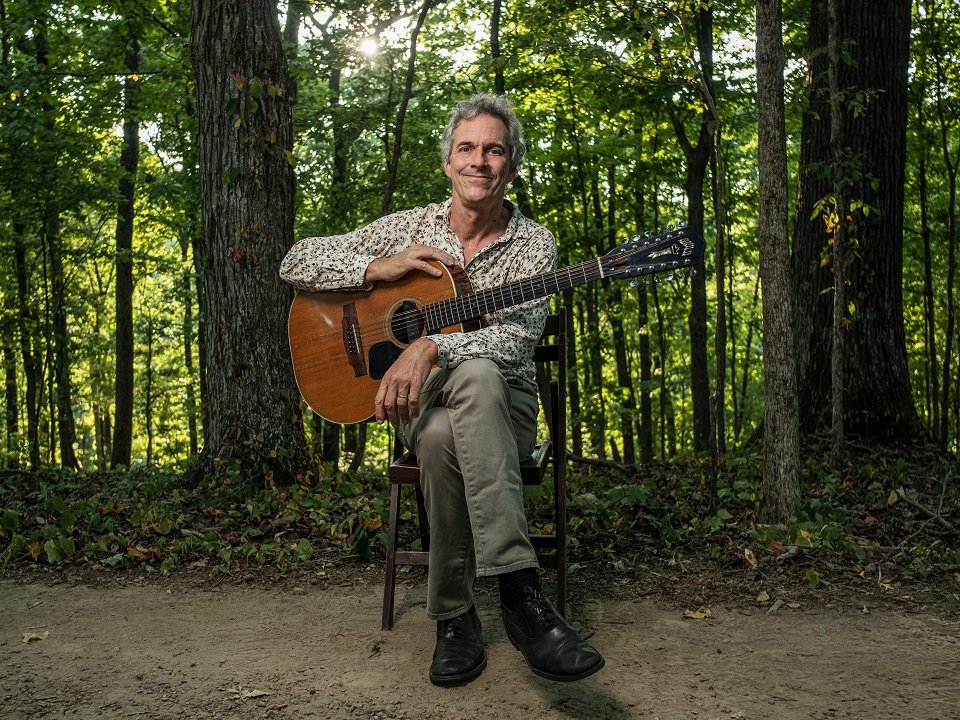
[288,262,475,424]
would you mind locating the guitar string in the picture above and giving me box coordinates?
[319,233,695,364]
[386,241,686,339]
[357,236,692,345]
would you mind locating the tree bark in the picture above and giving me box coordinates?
[756,0,800,522]
[792,0,918,440]
[35,22,78,469]
[928,2,959,450]
[191,0,309,481]
[605,164,636,465]
[3,344,17,468]
[13,222,40,468]
[669,6,713,454]
[111,34,140,469]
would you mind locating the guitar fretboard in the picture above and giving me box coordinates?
[423,259,603,332]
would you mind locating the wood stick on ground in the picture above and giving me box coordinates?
[896,486,959,535]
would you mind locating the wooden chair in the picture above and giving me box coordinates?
[381,309,568,630]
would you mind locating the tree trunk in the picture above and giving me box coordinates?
[3,344,17,468]
[827,0,846,466]
[191,0,309,481]
[181,241,199,457]
[13,222,40,468]
[710,138,727,457]
[35,21,78,469]
[914,78,938,434]
[928,3,959,450]
[48,215,78,469]
[144,313,155,465]
[606,164,636,465]
[669,6,713,454]
[792,0,918,440]
[380,0,433,216]
[563,288,582,457]
[111,35,140,469]
[756,0,800,522]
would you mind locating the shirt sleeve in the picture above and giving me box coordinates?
[279,209,425,291]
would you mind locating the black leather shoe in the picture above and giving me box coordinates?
[429,606,486,686]
[502,588,604,682]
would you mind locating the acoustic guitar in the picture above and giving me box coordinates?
[288,224,704,423]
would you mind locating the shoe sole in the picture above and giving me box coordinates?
[429,657,487,686]
[505,626,605,682]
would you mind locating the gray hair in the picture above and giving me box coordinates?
[440,93,526,170]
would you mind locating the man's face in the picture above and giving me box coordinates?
[443,113,517,209]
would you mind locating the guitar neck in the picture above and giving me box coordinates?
[423,258,602,332]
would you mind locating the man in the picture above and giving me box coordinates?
[280,94,604,686]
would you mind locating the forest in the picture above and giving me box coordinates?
[0,0,958,578]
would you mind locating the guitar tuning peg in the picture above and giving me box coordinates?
[629,280,639,288]
[667,224,675,231]
[678,221,686,228]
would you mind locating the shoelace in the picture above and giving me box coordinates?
[520,589,559,631]
[441,613,470,639]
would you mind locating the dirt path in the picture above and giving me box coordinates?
[1,573,957,720]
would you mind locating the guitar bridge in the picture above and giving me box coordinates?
[342,303,366,377]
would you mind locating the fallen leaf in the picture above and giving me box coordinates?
[756,590,770,604]
[777,545,802,563]
[743,547,758,569]
[22,631,49,643]
[683,608,712,620]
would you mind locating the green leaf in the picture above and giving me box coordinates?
[296,538,313,561]
[349,527,370,559]
[44,539,63,563]
[1,509,18,532]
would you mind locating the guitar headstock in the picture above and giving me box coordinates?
[600,224,705,280]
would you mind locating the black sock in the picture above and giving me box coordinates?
[499,568,541,611]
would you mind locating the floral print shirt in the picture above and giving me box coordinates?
[279,199,557,382]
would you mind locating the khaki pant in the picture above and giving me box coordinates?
[398,358,540,620]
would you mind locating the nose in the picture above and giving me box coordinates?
[467,147,488,166]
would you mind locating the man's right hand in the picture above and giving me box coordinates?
[374,337,439,427]
[363,244,457,284]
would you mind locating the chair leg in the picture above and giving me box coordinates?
[556,483,567,617]
[381,481,402,630]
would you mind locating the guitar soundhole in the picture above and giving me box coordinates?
[390,300,425,344]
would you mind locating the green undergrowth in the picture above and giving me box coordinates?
[1,444,957,581]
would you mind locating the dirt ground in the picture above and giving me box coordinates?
[1,564,958,720]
